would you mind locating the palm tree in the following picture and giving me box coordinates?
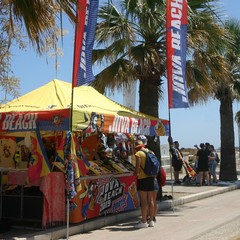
[0,0,77,101]
[217,19,240,181]
[0,4,22,101]
[93,0,166,118]
[2,0,76,54]
[92,0,228,158]
[0,76,20,104]
[188,18,240,181]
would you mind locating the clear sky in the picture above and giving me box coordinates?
[4,0,240,149]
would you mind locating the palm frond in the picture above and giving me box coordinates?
[6,0,76,54]
[91,58,137,93]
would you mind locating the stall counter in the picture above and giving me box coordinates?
[69,173,139,223]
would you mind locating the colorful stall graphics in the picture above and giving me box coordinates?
[0,79,169,136]
[69,175,139,223]
[0,79,168,227]
[0,133,50,177]
[0,136,18,169]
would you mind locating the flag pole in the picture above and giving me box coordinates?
[66,0,81,237]
[167,108,175,212]
[68,0,100,238]
[166,0,189,211]
[166,56,175,211]
[66,199,70,239]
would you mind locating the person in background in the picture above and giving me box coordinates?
[168,137,183,184]
[196,143,209,186]
[134,140,155,228]
[137,135,148,146]
[113,142,127,160]
[205,142,211,156]
[208,145,218,184]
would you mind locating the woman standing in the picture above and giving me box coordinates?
[196,143,209,186]
[134,140,155,228]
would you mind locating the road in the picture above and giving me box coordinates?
[67,189,240,240]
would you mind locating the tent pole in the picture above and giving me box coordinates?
[66,199,70,239]
[70,87,74,132]
[67,56,75,240]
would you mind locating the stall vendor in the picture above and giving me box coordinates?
[113,142,127,160]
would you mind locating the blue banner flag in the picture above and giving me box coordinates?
[166,0,189,108]
[72,0,99,87]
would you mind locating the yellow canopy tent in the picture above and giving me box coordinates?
[0,79,169,136]
[0,79,169,228]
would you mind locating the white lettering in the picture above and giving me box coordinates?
[172,19,181,29]
[138,119,151,135]
[14,114,23,129]
[131,118,139,133]
[171,30,181,50]
[109,116,152,135]
[79,0,90,80]
[173,55,183,75]
[109,116,130,133]
[2,114,12,130]
[171,6,182,19]
[172,55,187,102]
[2,113,38,130]
[170,0,183,51]
[171,0,183,10]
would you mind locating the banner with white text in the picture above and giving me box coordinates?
[0,109,169,136]
[72,0,99,87]
[166,0,189,108]
[72,110,169,136]
[0,109,70,132]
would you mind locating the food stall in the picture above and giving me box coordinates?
[0,79,169,226]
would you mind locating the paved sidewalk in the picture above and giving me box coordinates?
[2,171,239,240]
[67,188,240,240]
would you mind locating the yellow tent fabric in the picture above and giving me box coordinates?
[73,85,158,120]
[0,79,168,136]
[0,79,72,112]
[0,79,157,119]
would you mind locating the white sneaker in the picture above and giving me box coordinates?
[135,221,148,228]
[148,220,155,227]
[137,217,150,224]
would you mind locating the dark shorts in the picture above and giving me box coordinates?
[137,177,155,191]
[198,163,209,172]
[172,159,183,171]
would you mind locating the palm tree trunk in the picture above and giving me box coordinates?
[139,77,161,159]
[219,95,237,181]
[139,77,163,200]
[139,77,159,118]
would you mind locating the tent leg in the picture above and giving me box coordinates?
[66,199,69,239]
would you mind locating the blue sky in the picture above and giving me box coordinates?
[5,0,240,149]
